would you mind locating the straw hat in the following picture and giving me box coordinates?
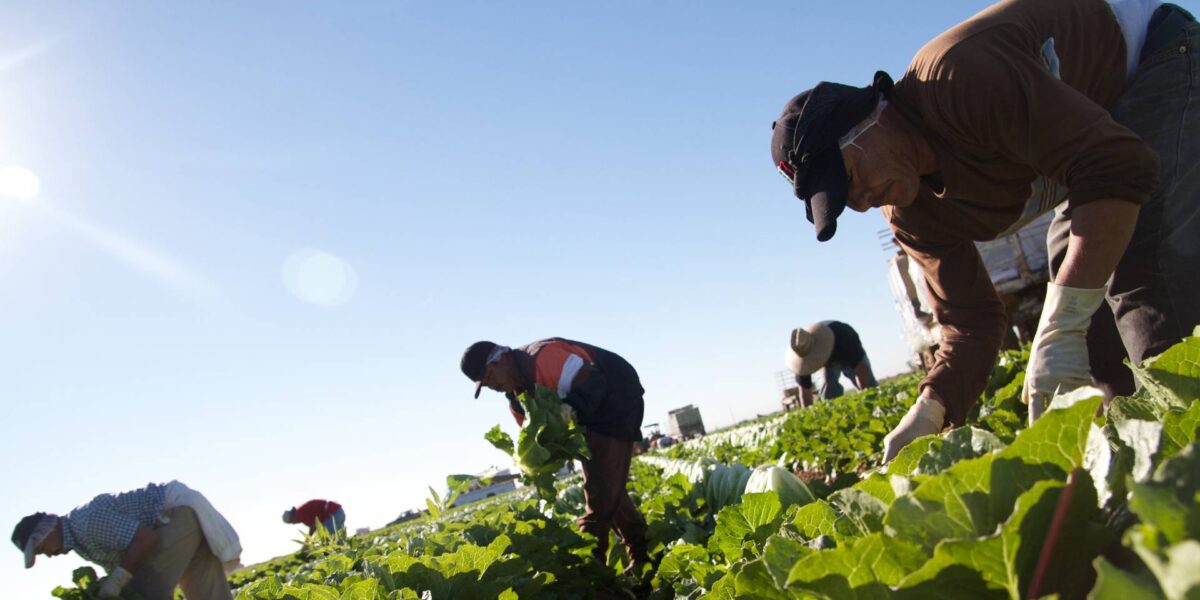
[785,322,835,376]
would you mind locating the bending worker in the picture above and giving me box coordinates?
[786,321,879,406]
[770,0,1199,461]
[282,499,345,537]
[12,481,241,600]
[460,337,650,575]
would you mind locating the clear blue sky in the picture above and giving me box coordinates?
[0,0,1126,595]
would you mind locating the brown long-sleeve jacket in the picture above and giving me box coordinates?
[884,0,1159,425]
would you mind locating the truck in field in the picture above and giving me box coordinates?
[667,405,706,440]
[449,467,523,507]
[884,211,1055,370]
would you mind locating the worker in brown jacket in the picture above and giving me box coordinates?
[770,0,1199,460]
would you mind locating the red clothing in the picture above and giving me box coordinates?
[291,500,341,528]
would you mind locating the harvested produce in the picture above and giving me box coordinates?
[485,385,590,500]
[743,465,815,508]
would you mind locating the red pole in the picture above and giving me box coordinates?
[1027,468,1082,599]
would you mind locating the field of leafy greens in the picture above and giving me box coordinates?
[51,328,1200,599]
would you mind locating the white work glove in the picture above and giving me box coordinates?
[560,403,575,424]
[98,567,133,598]
[1022,282,1106,425]
[883,394,946,462]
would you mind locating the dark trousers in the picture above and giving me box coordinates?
[1048,11,1200,397]
[577,431,648,562]
[817,356,878,400]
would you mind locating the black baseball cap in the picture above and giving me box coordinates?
[461,341,498,398]
[12,513,48,568]
[771,71,893,241]
[11,514,43,550]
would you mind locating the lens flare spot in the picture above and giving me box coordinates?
[282,249,357,307]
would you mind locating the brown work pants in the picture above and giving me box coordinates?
[577,431,649,563]
[130,507,233,600]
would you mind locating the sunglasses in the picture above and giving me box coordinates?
[777,151,841,195]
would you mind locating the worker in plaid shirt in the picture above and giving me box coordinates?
[12,481,238,600]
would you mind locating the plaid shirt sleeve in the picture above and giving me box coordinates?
[61,484,166,572]
[71,495,140,553]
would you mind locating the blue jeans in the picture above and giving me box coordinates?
[818,357,877,400]
[319,508,345,535]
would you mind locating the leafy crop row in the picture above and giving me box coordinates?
[50,330,1200,598]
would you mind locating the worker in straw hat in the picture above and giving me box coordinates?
[786,321,878,407]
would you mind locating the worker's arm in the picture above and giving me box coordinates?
[118,524,158,574]
[563,364,608,420]
[1022,199,1139,420]
[1055,200,1138,288]
[507,395,526,427]
[884,220,1008,427]
[794,373,815,407]
[73,501,156,586]
[853,360,877,390]
[97,521,159,597]
[73,504,154,573]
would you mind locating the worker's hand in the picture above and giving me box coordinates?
[1022,283,1105,425]
[560,403,575,424]
[98,567,133,598]
[882,393,946,462]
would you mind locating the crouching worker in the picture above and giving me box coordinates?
[282,499,345,537]
[461,338,650,574]
[770,1,1200,461]
[786,321,879,406]
[12,481,241,600]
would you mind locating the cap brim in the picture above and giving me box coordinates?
[775,78,883,241]
[810,191,841,242]
[798,150,848,242]
[474,381,483,399]
[23,539,36,569]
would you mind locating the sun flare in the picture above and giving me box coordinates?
[0,166,40,200]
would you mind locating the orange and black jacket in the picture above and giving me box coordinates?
[505,338,645,441]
